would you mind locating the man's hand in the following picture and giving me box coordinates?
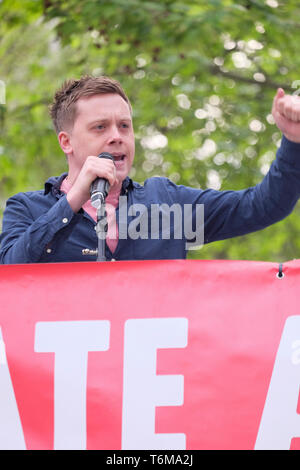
[272,88,300,143]
[66,155,117,213]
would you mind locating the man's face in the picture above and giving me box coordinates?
[66,93,135,184]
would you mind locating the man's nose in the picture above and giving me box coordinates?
[107,125,122,143]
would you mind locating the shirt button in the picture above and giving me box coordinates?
[62,217,68,224]
[46,248,52,254]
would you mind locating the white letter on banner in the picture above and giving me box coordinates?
[0,327,26,449]
[35,321,110,450]
[122,318,188,450]
[255,316,300,449]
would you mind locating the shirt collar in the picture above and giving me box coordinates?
[44,173,134,196]
[44,173,67,195]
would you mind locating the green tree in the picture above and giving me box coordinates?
[1,0,300,262]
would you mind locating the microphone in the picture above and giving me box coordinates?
[90,152,115,209]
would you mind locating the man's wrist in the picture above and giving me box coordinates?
[66,189,88,213]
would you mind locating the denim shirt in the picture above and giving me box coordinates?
[1,136,300,264]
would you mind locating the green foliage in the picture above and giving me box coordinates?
[1,0,300,261]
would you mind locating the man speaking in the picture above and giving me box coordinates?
[1,75,300,263]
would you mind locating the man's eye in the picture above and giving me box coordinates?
[96,125,104,130]
[121,123,129,128]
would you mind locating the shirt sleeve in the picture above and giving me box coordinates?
[0,193,77,264]
[166,136,300,244]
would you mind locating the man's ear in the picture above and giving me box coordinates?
[58,131,73,155]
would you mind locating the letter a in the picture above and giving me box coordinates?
[255,316,300,449]
[0,327,26,449]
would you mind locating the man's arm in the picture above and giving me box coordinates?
[0,194,77,264]
[200,89,300,242]
[202,136,300,243]
[163,135,300,246]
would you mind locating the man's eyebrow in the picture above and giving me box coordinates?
[89,117,132,125]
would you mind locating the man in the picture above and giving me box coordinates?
[1,75,300,263]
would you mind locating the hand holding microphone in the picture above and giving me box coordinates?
[66,152,117,213]
[90,152,115,209]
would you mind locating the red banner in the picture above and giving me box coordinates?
[1,259,300,450]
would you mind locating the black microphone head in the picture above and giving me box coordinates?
[97,152,114,162]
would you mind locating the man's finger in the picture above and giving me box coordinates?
[276,87,285,100]
[272,87,284,109]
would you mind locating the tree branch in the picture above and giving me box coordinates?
[209,63,291,91]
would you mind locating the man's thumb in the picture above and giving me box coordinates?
[277,87,285,99]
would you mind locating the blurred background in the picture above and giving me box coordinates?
[1,0,300,262]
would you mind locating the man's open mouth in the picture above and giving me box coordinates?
[112,154,125,162]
